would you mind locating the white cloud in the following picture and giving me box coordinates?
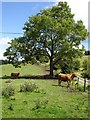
[0,37,11,60]
[0,37,11,46]
[0,49,6,60]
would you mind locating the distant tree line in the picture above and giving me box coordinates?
[0,60,8,65]
[81,59,90,79]
[85,50,90,55]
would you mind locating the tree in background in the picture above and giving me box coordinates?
[4,2,88,76]
[0,59,8,65]
[85,50,90,55]
[81,59,90,79]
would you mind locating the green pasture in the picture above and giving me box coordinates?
[1,64,45,77]
[1,64,89,118]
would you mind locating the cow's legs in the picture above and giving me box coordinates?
[67,81,71,87]
[58,79,61,86]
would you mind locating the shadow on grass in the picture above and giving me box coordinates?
[52,84,59,86]
[1,74,58,80]
[52,84,68,88]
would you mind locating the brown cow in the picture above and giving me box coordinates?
[11,72,20,79]
[58,73,77,87]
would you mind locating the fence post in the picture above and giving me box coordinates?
[84,78,86,92]
[77,77,79,88]
[75,76,79,89]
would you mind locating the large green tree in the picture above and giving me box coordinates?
[4,2,88,76]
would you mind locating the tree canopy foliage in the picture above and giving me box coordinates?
[4,2,88,76]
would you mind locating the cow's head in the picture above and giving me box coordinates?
[72,73,77,77]
[18,73,20,76]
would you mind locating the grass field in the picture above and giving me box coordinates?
[1,64,45,77]
[1,64,89,118]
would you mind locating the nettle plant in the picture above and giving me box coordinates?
[20,82,38,92]
[2,84,15,98]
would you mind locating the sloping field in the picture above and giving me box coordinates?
[1,64,45,77]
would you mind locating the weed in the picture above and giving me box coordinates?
[10,95,16,100]
[2,84,15,98]
[42,98,48,109]
[86,85,90,91]
[5,80,12,83]
[20,84,26,92]
[34,88,46,94]
[33,98,48,110]
[20,82,38,92]
[40,89,46,94]
[23,100,28,104]
[34,89,41,93]
[8,103,14,110]
[34,99,42,109]
[78,86,84,92]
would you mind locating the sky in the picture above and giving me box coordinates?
[0,0,89,59]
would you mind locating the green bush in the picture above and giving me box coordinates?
[78,86,84,92]
[33,98,48,110]
[20,82,38,92]
[73,60,81,70]
[60,59,80,74]
[8,103,14,110]
[81,59,90,79]
[81,71,90,79]
[2,84,15,98]
[82,59,88,70]
[86,85,90,91]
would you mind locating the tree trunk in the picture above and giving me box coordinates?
[50,33,54,77]
[50,57,53,76]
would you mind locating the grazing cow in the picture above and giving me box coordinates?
[11,72,20,78]
[58,73,77,87]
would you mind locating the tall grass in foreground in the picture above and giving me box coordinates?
[2,79,88,118]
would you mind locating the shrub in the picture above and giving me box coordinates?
[40,89,46,94]
[42,98,48,108]
[2,84,15,98]
[81,59,90,79]
[34,99,42,109]
[81,71,90,79]
[78,86,84,92]
[82,59,88,71]
[8,103,14,110]
[73,60,81,70]
[33,98,48,110]
[20,82,38,92]
[5,80,12,83]
[86,85,90,91]
[60,59,80,74]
